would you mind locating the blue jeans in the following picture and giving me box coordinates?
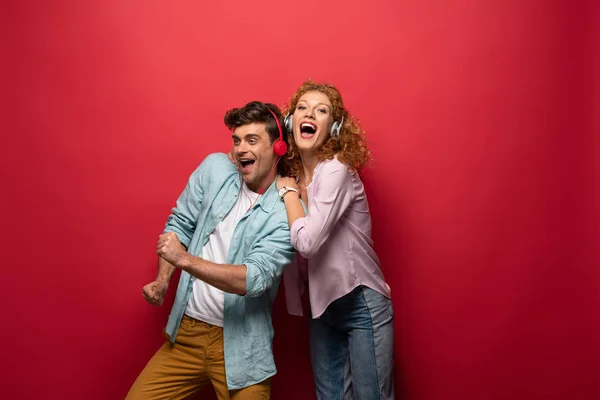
[310,286,395,400]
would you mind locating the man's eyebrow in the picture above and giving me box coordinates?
[232,133,261,140]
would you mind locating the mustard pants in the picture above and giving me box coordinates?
[126,316,271,400]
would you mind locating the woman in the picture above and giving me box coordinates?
[277,80,394,400]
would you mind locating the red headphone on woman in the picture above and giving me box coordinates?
[268,109,288,157]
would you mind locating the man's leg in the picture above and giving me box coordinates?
[126,316,212,400]
[201,318,271,400]
[229,378,271,400]
[203,322,229,400]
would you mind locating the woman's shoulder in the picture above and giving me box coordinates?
[315,156,354,182]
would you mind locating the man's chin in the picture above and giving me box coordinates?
[241,175,255,186]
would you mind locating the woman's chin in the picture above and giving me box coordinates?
[298,145,318,155]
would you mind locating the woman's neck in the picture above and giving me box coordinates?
[299,150,319,185]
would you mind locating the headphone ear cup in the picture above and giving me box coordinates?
[284,114,293,133]
[330,121,341,137]
[273,139,288,157]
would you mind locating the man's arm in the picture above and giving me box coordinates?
[141,156,215,306]
[164,161,208,249]
[157,232,247,295]
[156,255,177,283]
[142,165,202,306]
[142,257,178,306]
[242,215,295,297]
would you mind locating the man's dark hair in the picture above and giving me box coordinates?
[224,101,287,146]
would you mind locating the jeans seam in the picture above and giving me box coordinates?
[340,343,349,400]
[359,287,382,400]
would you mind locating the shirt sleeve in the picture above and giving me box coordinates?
[290,161,354,258]
[163,155,216,248]
[244,210,296,297]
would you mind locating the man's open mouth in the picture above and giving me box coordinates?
[239,159,255,170]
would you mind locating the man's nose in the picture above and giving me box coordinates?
[236,142,248,154]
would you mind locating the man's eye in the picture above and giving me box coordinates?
[248,139,257,145]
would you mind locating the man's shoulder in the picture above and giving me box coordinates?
[194,153,237,178]
[268,199,292,228]
[200,152,234,170]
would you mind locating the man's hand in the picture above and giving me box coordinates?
[277,175,299,191]
[142,280,169,306]
[157,232,189,267]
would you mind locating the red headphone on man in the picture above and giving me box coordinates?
[268,109,288,157]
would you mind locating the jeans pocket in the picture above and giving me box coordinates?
[387,299,395,319]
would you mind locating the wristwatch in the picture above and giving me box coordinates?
[278,186,300,200]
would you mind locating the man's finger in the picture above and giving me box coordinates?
[143,291,154,303]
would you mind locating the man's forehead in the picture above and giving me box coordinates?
[232,122,268,137]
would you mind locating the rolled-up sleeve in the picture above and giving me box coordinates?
[244,215,295,297]
[290,162,354,258]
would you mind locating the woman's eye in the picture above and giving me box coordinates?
[318,109,327,114]
[297,105,306,110]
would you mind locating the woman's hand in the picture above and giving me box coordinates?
[276,176,299,191]
[226,149,239,170]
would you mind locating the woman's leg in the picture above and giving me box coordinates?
[310,309,351,400]
[346,286,395,400]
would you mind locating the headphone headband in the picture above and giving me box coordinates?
[268,108,287,157]
[268,109,283,142]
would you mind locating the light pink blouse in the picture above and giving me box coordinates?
[283,157,391,318]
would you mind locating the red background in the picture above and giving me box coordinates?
[2,1,599,399]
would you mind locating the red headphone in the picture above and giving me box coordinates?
[268,109,288,157]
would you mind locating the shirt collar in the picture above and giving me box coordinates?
[233,175,278,214]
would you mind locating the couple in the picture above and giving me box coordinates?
[126,80,394,400]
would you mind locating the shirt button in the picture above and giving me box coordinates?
[219,214,223,219]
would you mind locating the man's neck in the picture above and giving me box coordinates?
[245,175,276,194]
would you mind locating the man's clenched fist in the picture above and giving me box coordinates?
[142,280,169,306]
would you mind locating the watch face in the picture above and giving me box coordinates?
[278,187,286,197]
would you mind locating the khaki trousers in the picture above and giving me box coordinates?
[126,315,271,400]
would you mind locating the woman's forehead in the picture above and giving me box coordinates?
[298,91,332,107]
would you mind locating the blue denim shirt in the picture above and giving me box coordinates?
[163,153,294,390]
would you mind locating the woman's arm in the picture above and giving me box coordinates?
[276,176,305,227]
[285,162,355,258]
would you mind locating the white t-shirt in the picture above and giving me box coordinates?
[184,181,260,327]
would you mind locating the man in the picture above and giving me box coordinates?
[127,101,295,399]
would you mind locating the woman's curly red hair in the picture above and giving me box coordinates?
[282,80,371,177]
